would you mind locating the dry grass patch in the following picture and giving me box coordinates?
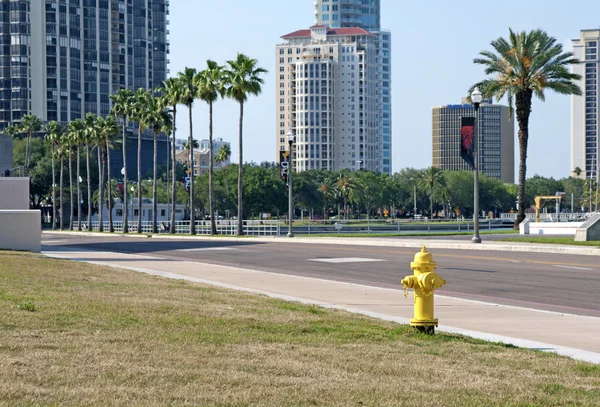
[0,251,599,406]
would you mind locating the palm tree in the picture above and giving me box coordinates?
[67,119,85,230]
[178,67,199,234]
[215,144,231,167]
[56,133,69,230]
[84,113,98,229]
[159,78,183,234]
[2,125,21,174]
[97,116,119,232]
[574,167,582,177]
[419,166,445,219]
[45,121,63,230]
[110,89,136,233]
[223,54,267,235]
[198,60,225,235]
[318,177,336,220]
[145,93,169,234]
[337,173,357,220]
[470,29,582,227]
[19,114,42,176]
[88,114,105,232]
[66,120,82,230]
[131,88,151,233]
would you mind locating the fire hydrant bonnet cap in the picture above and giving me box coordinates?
[411,246,437,269]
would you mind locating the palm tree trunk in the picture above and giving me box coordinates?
[137,126,142,233]
[69,147,74,230]
[122,117,128,233]
[51,146,56,230]
[189,104,195,235]
[170,105,177,234]
[209,101,216,235]
[77,146,82,231]
[97,147,104,232]
[237,101,244,236]
[515,90,533,229]
[152,130,158,234]
[25,133,30,176]
[106,139,113,233]
[60,156,64,231]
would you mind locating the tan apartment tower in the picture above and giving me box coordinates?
[432,100,514,183]
[275,25,381,173]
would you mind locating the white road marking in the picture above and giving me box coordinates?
[176,247,242,252]
[308,257,386,264]
[41,240,69,244]
[553,265,593,271]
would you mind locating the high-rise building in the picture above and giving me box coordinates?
[571,29,598,180]
[312,0,392,174]
[276,25,380,172]
[0,0,169,179]
[313,0,380,32]
[432,100,514,183]
[0,134,11,174]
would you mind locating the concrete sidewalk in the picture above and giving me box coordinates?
[44,230,600,256]
[43,247,600,365]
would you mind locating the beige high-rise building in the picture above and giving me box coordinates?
[275,25,381,172]
[432,101,514,183]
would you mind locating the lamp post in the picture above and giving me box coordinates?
[409,177,417,218]
[130,185,134,228]
[121,167,128,233]
[287,130,295,238]
[471,87,482,243]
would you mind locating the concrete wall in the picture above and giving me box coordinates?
[0,178,29,209]
[528,222,584,235]
[0,210,41,252]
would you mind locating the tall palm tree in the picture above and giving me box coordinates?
[223,54,267,235]
[110,88,136,233]
[66,120,82,230]
[470,29,582,227]
[98,116,119,232]
[56,139,68,230]
[84,113,97,229]
[144,93,169,234]
[574,167,582,177]
[19,114,42,176]
[131,88,151,233]
[159,78,183,234]
[88,114,105,232]
[419,166,445,219]
[45,121,63,230]
[178,67,199,234]
[67,119,85,230]
[198,60,225,235]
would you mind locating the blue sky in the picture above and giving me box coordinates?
[169,0,599,179]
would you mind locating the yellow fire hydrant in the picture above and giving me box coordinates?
[401,246,446,334]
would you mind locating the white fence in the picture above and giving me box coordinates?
[500,213,590,222]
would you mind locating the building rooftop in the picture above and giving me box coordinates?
[281,27,372,39]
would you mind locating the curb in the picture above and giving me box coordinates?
[42,230,600,256]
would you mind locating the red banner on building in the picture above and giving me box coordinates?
[460,117,475,169]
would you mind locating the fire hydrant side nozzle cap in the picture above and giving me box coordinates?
[410,246,437,270]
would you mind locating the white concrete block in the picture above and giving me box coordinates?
[0,210,41,252]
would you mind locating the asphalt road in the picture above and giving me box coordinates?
[41,233,600,318]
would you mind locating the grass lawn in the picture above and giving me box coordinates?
[310,229,518,238]
[499,237,600,247]
[1,252,599,406]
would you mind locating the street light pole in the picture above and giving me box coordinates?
[471,87,482,243]
[287,130,295,238]
[413,184,417,218]
[121,167,128,233]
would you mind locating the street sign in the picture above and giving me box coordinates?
[334,222,343,234]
